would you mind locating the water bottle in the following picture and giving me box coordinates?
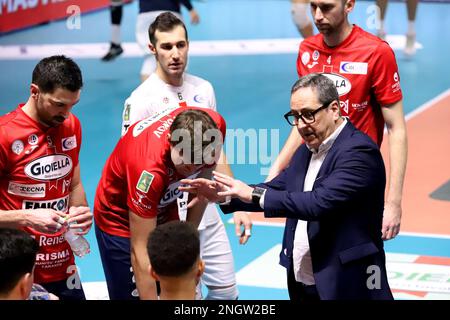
[64,223,90,257]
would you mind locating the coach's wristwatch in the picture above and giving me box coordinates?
[251,187,266,206]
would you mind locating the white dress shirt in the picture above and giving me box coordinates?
[292,118,347,284]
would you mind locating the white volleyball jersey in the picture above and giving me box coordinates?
[121,72,216,135]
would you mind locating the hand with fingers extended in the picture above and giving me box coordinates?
[181,171,255,203]
[66,206,93,235]
[25,209,68,234]
[179,177,224,203]
[212,171,254,203]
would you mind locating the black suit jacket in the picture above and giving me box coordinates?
[221,122,393,300]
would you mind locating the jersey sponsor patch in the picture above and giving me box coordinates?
[322,73,352,96]
[301,52,310,66]
[61,135,77,151]
[12,139,24,155]
[159,172,200,207]
[24,154,73,181]
[123,103,131,122]
[22,195,69,212]
[8,181,46,198]
[339,61,368,75]
[35,249,71,263]
[312,50,320,61]
[28,134,39,145]
[193,94,206,104]
[136,170,154,193]
[131,191,152,210]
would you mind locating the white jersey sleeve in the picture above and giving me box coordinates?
[121,76,159,136]
[121,96,154,136]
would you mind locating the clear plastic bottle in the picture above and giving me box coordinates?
[64,224,90,257]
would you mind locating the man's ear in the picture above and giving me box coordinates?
[18,272,33,300]
[197,259,205,279]
[30,84,39,100]
[149,265,160,281]
[148,43,156,56]
[344,0,355,13]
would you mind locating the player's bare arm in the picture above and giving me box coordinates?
[129,211,158,300]
[381,100,408,240]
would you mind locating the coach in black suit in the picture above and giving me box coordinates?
[180,73,393,300]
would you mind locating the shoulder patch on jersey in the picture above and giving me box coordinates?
[12,140,24,155]
[301,52,311,66]
[123,103,131,122]
[136,170,154,193]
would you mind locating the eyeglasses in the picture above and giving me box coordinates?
[283,101,333,126]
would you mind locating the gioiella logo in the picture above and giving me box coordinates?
[24,154,72,181]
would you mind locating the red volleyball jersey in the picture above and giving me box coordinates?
[297,25,403,146]
[94,106,226,238]
[0,105,82,283]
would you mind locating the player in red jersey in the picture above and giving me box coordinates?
[0,56,93,300]
[268,0,407,241]
[94,106,226,300]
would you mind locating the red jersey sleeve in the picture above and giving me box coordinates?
[72,115,82,168]
[125,163,165,219]
[370,41,403,106]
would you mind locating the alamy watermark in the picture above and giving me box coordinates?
[169,121,280,176]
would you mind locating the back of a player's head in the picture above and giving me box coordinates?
[32,55,83,94]
[169,109,222,165]
[0,228,39,298]
[148,12,188,46]
[147,221,200,277]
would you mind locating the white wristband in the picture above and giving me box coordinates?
[217,195,231,205]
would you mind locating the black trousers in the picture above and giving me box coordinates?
[287,266,320,301]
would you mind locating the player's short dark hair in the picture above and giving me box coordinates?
[169,109,221,165]
[147,221,200,277]
[291,73,340,106]
[148,12,188,47]
[32,55,83,93]
[0,228,39,295]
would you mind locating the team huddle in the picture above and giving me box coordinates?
[0,0,407,301]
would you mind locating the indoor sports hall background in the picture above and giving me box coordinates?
[0,0,449,300]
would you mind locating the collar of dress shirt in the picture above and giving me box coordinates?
[306,117,348,154]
